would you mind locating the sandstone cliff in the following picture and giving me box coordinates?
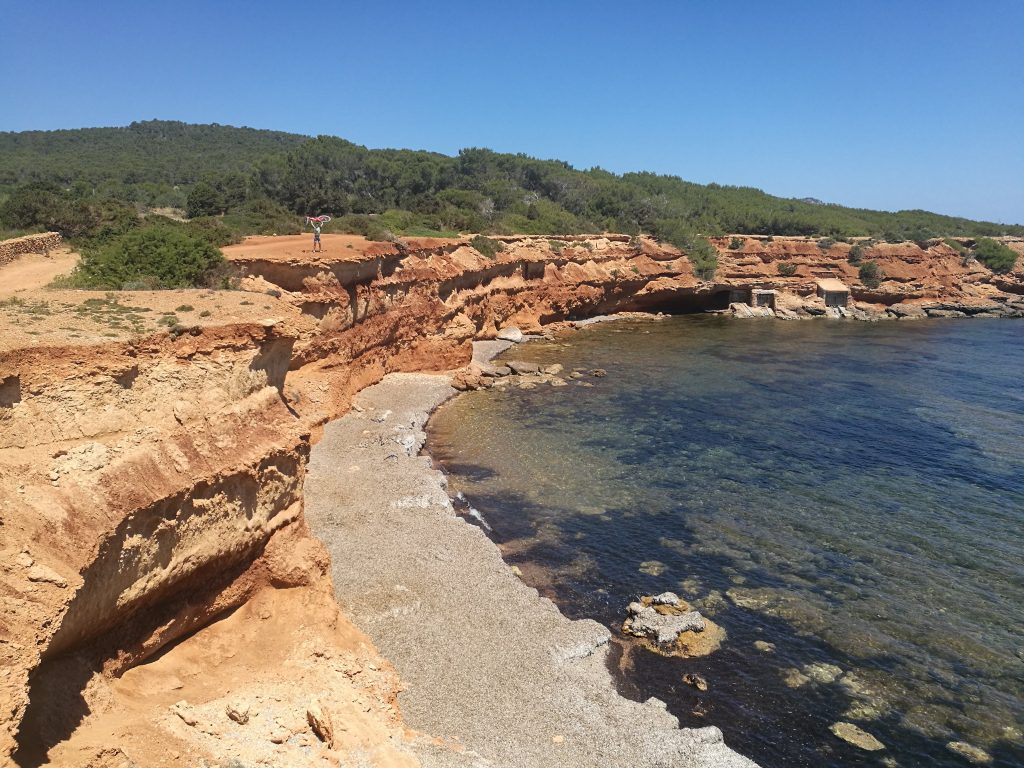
[0,231,1020,766]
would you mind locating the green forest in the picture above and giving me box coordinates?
[0,120,1021,287]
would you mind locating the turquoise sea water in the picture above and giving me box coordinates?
[427,317,1024,768]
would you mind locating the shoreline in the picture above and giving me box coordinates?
[303,326,759,767]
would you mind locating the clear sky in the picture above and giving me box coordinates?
[3,1,1022,224]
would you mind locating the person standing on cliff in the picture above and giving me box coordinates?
[311,220,322,253]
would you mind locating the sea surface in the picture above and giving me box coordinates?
[426,316,1024,768]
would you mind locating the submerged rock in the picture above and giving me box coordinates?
[946,741,992,765]
[507,360,540,375]
[753,640,776,653]
[830,721,885,751]
[638,560,666,576]
[682,673,708,691]
[804,662,843,685]
[783,667,811,688]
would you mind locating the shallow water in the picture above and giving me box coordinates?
[427,316,1024,768]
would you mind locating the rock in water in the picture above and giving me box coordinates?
[946,741,993,765]
[507,360,540,375]
[625,603,705,645]
[496,326,524,342]
[541,363,564,375]
[830,722,885,751]
[682,673,708,691]
[651,591,681,606]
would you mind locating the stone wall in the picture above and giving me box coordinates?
[0,233,63,267]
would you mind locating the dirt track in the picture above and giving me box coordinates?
[0,249,79,297]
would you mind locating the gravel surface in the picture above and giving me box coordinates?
[305,368,758,768]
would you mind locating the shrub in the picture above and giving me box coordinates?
[70,226,224,289]
[729,236,744,250]
[943,237,967,255]
[684,236,718,281]
[972,238,1018,274]
[470,235,504,260]
[859,260,883,288]
[777,261,798,276]
[185,182,225,218]
[817,237,836,251]
[847,243,865,265]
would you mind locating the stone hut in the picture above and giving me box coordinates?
[816,278,850,308]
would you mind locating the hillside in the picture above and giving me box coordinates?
[0,120,308,208]
[0,121,1021,243]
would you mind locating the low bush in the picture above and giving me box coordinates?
[859,260,883,288]
[972,238,1018,273]
[67,225,224,289]
[847,243,865,265]
[729,236,744,250]
[684,235,718,281]
[470,235,504,260]
[777,261,798,276]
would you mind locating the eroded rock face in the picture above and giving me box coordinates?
[1,230,1018,766]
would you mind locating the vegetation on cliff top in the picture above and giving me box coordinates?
[1,122,1020,287]
[56,226,225,290]
[1,121,1020,246]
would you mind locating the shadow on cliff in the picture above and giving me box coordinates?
[12,552,259,767]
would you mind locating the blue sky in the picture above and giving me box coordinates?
[3,1,1022,224]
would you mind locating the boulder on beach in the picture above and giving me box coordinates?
[496,326,524,342]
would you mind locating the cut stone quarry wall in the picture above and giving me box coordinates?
[1,232,1020,766]
[0,233,63,267]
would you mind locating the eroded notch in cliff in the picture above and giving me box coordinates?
[1,374,22,408]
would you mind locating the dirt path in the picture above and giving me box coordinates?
[0,249,79,297]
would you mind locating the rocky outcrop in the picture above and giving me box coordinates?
[0,230,1019,766]
[0,233,691,766]
[0,233,63,267]
[709,235,1024,313]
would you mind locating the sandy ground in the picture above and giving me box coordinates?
[304,363,758,768]
[43,587,423,768]
[0,249,79,297]
[222,234,464,263]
